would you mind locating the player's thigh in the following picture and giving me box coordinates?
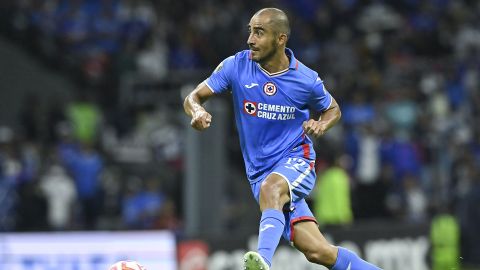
[259,173,291,210]
[292,221,338,266]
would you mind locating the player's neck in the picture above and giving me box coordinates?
[259,50,289,74]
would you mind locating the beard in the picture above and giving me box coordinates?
[253,39,279,63]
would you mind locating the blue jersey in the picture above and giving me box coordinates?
[206,48,333,183]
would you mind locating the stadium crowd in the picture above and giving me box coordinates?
[0,0,479,266]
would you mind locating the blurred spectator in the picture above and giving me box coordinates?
[15,180,48,231]
[118,0,156,48]
[56,0,91,58]
[403,174,428,223]
[135,30,168,79]
[40,163,77,230]
[313,154,353,226]
[61,142,103,230]
[67,92,102,145]
[384,90,419,135]
[90,0,122,55]
[122,177,167,230]
[430,207,460,270]
[352,124,381,184]
[381,132,423,182]
[341,92,376,127]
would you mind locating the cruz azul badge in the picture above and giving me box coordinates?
[263,82,277,96]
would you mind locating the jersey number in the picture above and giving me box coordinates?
[285,158,307,171]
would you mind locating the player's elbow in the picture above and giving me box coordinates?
[183,94,191,114]
[335,106,342,121]
[331,100,341,122]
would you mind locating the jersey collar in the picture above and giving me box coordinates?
[256,48,299,77]
[286,48,299,70]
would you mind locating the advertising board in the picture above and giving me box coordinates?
[0,231,177,270]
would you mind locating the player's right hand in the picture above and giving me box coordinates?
[191,109,212,131]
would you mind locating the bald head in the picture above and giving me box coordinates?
[253,8,290,38]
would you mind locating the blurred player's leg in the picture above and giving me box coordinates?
[293,221,382,270]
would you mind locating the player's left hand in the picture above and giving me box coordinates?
[303,119,328,138]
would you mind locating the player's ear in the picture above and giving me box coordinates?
[278,33,288,46]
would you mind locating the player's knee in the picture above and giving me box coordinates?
[303,244,337,266]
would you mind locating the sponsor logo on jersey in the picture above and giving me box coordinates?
[243,100,295,120]
[245,83,259,88]
[243,100,257,115]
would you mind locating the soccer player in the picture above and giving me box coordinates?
[184,7,382,270]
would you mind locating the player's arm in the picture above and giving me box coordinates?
[303,97,341,138]
[184,81,215,131]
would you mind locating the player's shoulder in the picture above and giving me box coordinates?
[233,50,253,64]
[235,50,251,58]
[294,59,319,82]
[217,50,250,68]
[223,50,251,62]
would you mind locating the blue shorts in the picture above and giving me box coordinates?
[249,154,318,243]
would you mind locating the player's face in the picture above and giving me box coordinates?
[247,15,279,63]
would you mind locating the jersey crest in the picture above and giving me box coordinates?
[263,82,277,96]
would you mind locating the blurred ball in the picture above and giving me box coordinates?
[108,260,147,270]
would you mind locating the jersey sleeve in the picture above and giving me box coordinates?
[205,55,235,94]
[308,77,333,112]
